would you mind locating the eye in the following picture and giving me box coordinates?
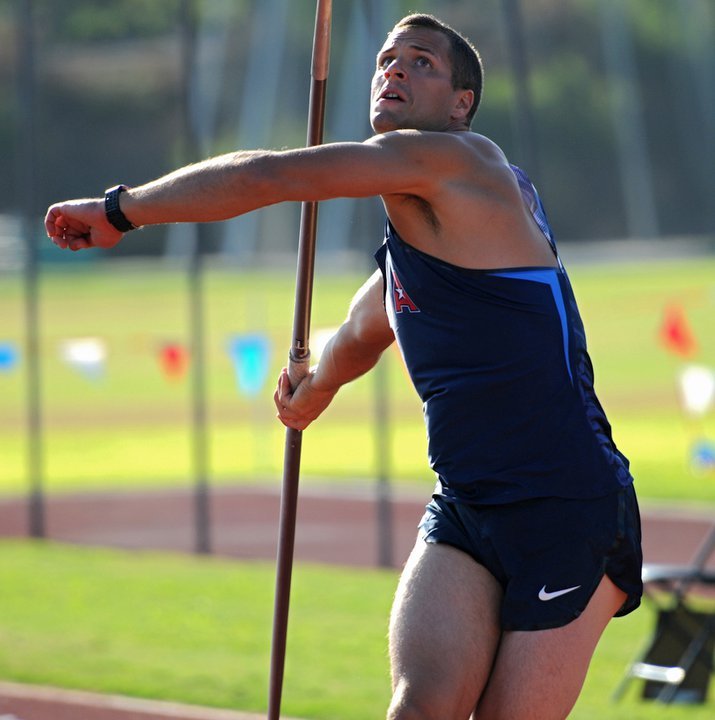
[378,55,393,70]
[415,56,432,68]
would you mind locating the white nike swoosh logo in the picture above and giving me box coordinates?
[538,584,581,601]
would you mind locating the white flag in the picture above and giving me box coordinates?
[678,364,715,416]
[60,337,107,380]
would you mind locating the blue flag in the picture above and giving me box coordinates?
[228,334,272,397]
[0,342,19,372]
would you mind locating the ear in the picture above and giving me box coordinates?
[451,89,475,122]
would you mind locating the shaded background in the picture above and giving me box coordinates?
[1,0,714,263]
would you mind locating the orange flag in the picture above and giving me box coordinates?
[659,304,697,358]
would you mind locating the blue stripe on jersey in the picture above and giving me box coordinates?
[490,269,573,384]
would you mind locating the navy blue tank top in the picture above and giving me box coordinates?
[374,165,633,504]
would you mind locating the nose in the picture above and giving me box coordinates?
[383,59,406,80]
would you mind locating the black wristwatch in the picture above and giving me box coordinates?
[104,184,137,232]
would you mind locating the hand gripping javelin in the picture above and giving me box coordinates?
[268,2,332,718]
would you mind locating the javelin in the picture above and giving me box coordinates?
[267,1,332,718]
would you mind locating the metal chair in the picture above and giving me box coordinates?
[613,524,715,704]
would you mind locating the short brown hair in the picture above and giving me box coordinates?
[394,14,483,126]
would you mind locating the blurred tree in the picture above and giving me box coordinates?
[0,0,712,248]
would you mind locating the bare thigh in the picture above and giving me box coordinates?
[387,541,503,720]
[473,575,627,720]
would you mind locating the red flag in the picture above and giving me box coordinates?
[659,304,697,358]
[159,342,189,380]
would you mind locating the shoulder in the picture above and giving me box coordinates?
[365,130,504,165]
[365,131,516,192]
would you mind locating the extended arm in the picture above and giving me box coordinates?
[274,271,394,431]
[44,140,417,251]
[43,130,493,252]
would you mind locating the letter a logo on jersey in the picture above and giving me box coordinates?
[392,269,420,314]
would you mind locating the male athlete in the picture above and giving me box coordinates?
[46,14,642,719]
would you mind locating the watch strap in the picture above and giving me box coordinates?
[104,185,137,232]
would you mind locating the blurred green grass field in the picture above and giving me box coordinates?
[1,257,714,718]
[0,540,713,720]
[1,255,714,503]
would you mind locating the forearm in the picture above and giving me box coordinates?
[44,149,287,251]
[275,324,391,431]
[311,323,387,395]
[121,131,457,229]
[275,272,394,430]
[121,150,285,227]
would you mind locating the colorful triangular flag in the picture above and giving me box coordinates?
[227,334,272,397]
[678,364,715,416]
[60,337,107,381]
[659,304,697,358]
[691,439,715,474]
[158,342,189,381]
[0,341,19,373]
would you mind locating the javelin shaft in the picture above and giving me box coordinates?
[268,2,332,719]
[289,77,329,364]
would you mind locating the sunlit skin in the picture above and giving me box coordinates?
[370,27,473,134]
[44,27,552,272]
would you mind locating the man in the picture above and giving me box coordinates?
[46,14,642,720]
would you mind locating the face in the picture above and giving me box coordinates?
[370,27,471,133]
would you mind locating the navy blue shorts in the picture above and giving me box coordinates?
[418,485,643,631]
